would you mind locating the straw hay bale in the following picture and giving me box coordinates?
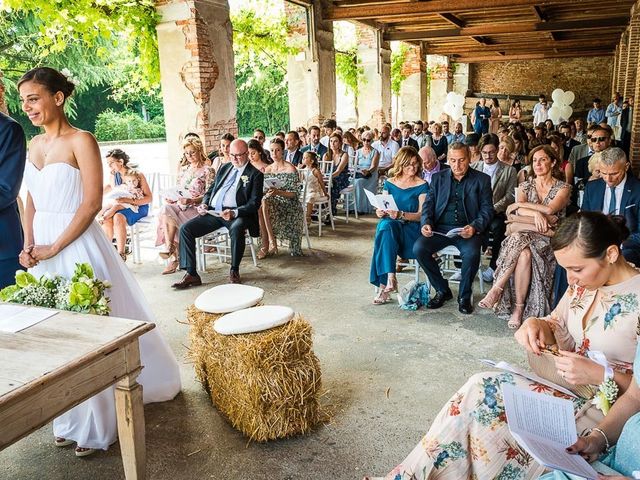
[187,305,323,442]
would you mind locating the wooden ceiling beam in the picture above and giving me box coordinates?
[428,40,618,55]
[531,5,548,21]
[325,0,609,21]
[454,50,614,62]
[383,16,629,41]
[439,13,466,28]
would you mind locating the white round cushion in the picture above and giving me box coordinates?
[214,305,295,335]
[194,284,264,314]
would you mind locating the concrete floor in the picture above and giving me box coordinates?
[0,216,528,480]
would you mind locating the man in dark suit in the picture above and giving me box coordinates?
[574,124,613,184]
[284,130,304,166]
[300,125,327,159]
[173,139,263,287]
[0,112,26,288]
[559,124,580,161]
[399,123,419,150]
[413,142,495,314]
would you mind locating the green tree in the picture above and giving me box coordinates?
[391,43,409,125]
[335,47,365,126]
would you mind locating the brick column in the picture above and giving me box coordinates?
[285,0,336,129]
[398,43,427,123]
[612,45,620,96]
[625,13,640,100]
[618,31,629,98]
[355,24,391,129]
[156,0,238,170]
[427,55,454,122]
[0,70,7,115]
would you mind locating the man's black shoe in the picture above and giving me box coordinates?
[458,298,474,314]
[426,289,453,309]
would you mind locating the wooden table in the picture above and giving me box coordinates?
[0,307,154,479]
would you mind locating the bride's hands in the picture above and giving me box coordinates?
[18,246,37,268]
[31,245,60,262]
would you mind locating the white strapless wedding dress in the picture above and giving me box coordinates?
[24,161,181,450]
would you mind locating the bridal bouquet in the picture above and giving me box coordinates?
[0,263,111,315]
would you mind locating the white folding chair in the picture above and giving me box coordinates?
[309,160,334,236]
[297,170,313,249]
[338,159,358,223]
[436,245,485,295]
[127,214,155,264]
[396,258,423,283]
[196,228,258,272]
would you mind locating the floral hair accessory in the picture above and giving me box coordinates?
[60,68,80,87]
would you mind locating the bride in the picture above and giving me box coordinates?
[17,67,181,456]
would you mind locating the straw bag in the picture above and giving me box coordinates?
[527,349,598,399]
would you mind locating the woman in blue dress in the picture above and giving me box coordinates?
[540,341,640,480]
[370,147,429,304]
[352,130,380,214]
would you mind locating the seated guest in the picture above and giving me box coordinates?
[558,122,580,160]
[391,128,402,144]
[497,135,519,170]
[284,130,303,166]
[479,145,570,328]
[300,125,327,159]
[252,128,271,162]
[342,130,360,161]
[574,118,587,144]
[156,137,215,274]
[546,133,573,183]
[471,134,517,284]
[370,147,429,304]
[412,120,431,149]
[247,139,270,172]
[101,149,152,261]
[452,122,466,144]
[211,133,234,173]
[413,142,494,314]
[299,151,328,224]
[399,123,419,149]
[465,133,481,163]
[575,124,613,183]
[173,139,263,287]
[372,124,400,176]
[258,138,303,258]
[442,121,455,144]
[352,130,379,214]
[568,123,595,169]
[582,147,640,267]
[430,123,449,162]
[297,126,308,147]
[368,212,639,480]
[419,145,448,184]
[322,132,350,216]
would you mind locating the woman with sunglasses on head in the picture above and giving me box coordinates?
[352,130,380,215]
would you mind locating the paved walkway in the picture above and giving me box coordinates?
[0,216,527,479]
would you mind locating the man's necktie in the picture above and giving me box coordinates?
[214,168,239,211]
[608,186,617,215]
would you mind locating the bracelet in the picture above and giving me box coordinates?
[590,427,610,452]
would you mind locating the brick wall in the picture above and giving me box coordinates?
[355,24,376,49]
[401,44,425,76]
[470,56,613,111]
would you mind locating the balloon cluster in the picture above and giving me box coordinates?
[443,92,465,121]
[549,89,575,124]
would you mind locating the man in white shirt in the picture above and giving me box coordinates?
[372,124,400,176]
[412,120,431,149]
[532,94,548,126]
[319,119,337,147]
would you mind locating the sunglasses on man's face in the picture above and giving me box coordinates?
[592,136,609,143]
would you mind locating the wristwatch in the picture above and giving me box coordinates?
[400,211,405,220]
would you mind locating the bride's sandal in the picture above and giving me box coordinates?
[508,303,525,330]
[75,446,96,457]
[54,437,74,447]
[478,286,503,309]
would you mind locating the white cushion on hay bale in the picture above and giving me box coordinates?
[214,305,294,335]
[194,284,264,313]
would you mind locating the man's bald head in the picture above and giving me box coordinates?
[230,139,249,167]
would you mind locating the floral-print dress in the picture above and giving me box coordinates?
[155,165,215,246]
[368,275,640,480]
[264,172,304,256]
[494,179,571,321]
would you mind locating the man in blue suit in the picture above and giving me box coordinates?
[413,142,495,314]
[300,125,327,159]
[582,147,640,265]
[0,112,26,288]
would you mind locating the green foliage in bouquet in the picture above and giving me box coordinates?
[0,263,111,316]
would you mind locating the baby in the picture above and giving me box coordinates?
[98,170,144,223]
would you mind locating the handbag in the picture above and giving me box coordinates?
[527,348,598,399]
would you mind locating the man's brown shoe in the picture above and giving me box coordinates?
[229,270,241,284]
[172,273,202,289]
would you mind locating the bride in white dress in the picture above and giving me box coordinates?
[17,67,181,455]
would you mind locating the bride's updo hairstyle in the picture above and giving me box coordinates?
[551,211,630,259]
[17,67,75,102]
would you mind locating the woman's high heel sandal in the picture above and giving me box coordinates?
[508,303,525,330]
[159,243,176,260]
[162,260,179,275]
[257,247,269,260]
[373,289,390,305]
[478,286,503,309]
[384,276,398,293]
[268,246,278,256]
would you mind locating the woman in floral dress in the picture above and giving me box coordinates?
[258,137,303,257]
[156,136,214,273]
[367,212,639,480]
[479,145,571,329]
[322,132,350,215]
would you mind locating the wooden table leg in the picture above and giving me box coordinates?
[115,342,146,480]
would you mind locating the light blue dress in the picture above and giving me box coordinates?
[369,180,429,287]
[539,343,640,479]
[352,148,379,214]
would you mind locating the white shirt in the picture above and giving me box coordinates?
[602,175,627,215]
[319,135,329,147]
[483,161,499,184]
[372,139,400,168]
[211,163,249,211]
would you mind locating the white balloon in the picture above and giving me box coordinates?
[453,93,465,108]
[563,91,575,106]
[551,89,564,104]
[560,105,573,120]
[443,101,453,116]
[446,92,457,104]
[548,105,562,124]
[453,107,464,121]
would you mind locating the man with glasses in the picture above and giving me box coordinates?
[173,139,263,287]
[574,124,613,183]
[372,124,400,176]
[412,120,431,149]
[471,134,517,283]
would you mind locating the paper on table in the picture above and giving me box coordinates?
[364,189,399,211]
[480,359,576,397]
[0,304,58,333]
[503,385,598,480]
[433,227,465,238]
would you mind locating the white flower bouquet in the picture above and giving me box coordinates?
[0,263,111,316]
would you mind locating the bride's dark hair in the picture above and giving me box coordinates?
[17,67,75,101]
